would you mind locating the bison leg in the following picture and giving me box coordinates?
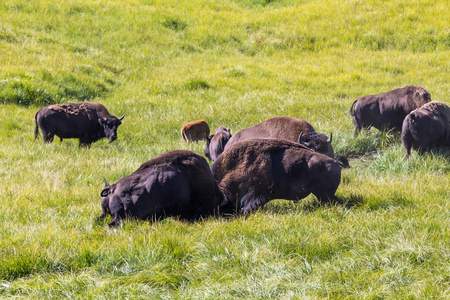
[79,135,93,147]
[41,129,55,143]
[401,130,414,159]
[312,189,337,204]
[352,117,362,136]
[96,198,111,221]
[108,210,126,227]
[96,213,106,220]
[311,180,339,204]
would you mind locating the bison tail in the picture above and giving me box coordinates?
[349,99,358,117]
[181,128,187,142]
[34,113,40,140]
[401,115,415,158]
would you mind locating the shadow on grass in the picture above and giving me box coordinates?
[367,194,414,211]
[419,147,450,160]
[93,191,416,228]
[331,193,366,208]
[341,129,401,158]
[259,193,366,215]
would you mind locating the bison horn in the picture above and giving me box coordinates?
[97,112,106,123]
[119,114,125,121]
[297,132,303,144]
[104,179,110,187]
[328,133,333,143]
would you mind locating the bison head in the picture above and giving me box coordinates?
[204,134,214,161]
[98,113,125,142]
[298,132,335,158]
[98,180,123,227]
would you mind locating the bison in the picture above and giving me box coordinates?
[97,150,224,227]
[350,85,431,135]
[401,101,450,158]
[35,102,124,146]
[204,126,232,162]
[180,120,210,142]
[222,116,335,158]
[211,139,342,214]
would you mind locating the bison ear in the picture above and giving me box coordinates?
[119,114,125,121]
[297,131,304,144]
[101,187,109,197]
[97,112,106,123]
[328,133,333,143]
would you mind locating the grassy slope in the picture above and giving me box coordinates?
[0,0,449,298]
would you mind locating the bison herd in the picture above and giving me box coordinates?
[34,85,450,227]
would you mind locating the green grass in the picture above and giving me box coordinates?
[1,0,450,298]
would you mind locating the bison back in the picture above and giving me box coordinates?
[352,85,431,132]
[224,116,315,151]
[402,101,450,156]
[134,150,222,214]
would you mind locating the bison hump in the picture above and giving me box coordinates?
[48,103,91,115]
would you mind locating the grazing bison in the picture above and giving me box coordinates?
[180,120,210,142]
[350,85,431,134]
[401,101,450,158]
[204,126,232,161]
[35,102,124,146]
[223,116,335,158]
[211,139,342,214]
[97,150,224,227]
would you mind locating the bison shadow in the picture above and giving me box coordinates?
[256,193,365,215]
[344,129,401,158]
[415,147,450,160]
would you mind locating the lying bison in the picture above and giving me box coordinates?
[35,102,124,146]
[401,101,450,158]
[350,85,431,134]
[204,126,232,161]
[211,139,342,214]
[180,120,210,142]
[97,150,223,227]
[223,116,335,158]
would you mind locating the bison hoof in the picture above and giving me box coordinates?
[108,220,121,227]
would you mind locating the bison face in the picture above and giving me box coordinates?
[98,114,125,142]
[98,180,123,227]
[204,135,214,161]
[298,132,335,158]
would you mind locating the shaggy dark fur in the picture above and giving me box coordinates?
[401,101,450,158]
[223,116,335,158]
[211,139,342,214]
[97,150,224,227]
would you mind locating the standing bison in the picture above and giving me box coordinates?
[35,102,124,146]
[401,101,450,158]
[97,150,224,227]
[204,126,232,162]
[223,116,335,158]
[350,85,431,134]
[180,120,210,142]
[211,139,342,214]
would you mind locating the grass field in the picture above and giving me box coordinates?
[1,0,449,298]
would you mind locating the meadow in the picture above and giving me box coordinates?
[0,0,449,298]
